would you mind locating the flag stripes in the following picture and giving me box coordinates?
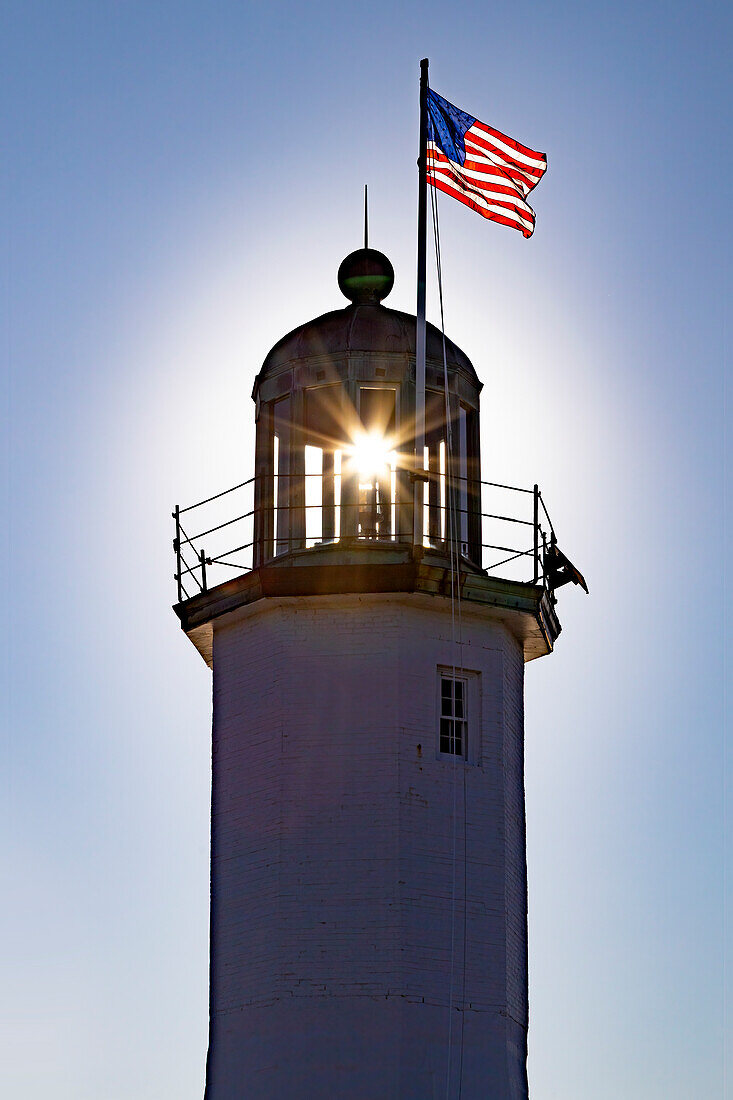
[426,143,536,235]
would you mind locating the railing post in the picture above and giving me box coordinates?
[542,530,548,588]
[173,505,183,603]
[200,548,208,593]
[533,484,539,584]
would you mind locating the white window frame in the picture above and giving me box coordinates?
[436,667,481,765]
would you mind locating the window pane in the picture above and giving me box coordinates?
[273,396,291,555]
[305,385,344,448]
[458,404,468,552]
[304,445,323,547]
[439,675,467,757]
[359,387,396,437]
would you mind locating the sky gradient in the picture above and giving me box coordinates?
[3,3,730,1097]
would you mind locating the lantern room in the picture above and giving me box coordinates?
[251,246,483,567]
[173,245,585,664]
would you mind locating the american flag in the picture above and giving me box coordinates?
[426,88,547,238]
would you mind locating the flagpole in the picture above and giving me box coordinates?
[413,56,429,547]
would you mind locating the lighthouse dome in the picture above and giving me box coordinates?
[252,248,481,399]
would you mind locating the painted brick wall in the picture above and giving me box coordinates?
[205,592,528,1099]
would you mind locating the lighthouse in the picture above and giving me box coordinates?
[173,245,584,1099]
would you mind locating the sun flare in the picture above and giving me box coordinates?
[349,431,395,480]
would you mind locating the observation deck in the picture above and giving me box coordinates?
[172,472,564,667]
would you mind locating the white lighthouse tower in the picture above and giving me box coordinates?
[173,246,584,1099]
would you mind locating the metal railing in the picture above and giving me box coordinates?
[172,473,556,603]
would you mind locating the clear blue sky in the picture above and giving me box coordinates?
[2,3,729,1097]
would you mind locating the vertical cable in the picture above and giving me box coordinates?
[430,156,467,1100]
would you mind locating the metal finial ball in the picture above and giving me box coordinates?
[337,248,394,304]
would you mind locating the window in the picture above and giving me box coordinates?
[439,674,467,757]
[304,385,345,546]
[304,444,323,547]
[437,667,481,763]
[272,396,291,556]
[357,387,397,540]
[457,403,469,556]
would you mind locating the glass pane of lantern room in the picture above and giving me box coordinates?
[305,386,344,451]
[458,404,468,554]
[305,445,323,547]
[273,396,291,555]
[359,388,396,439]
[359,388,396,540]
[305,386,343,545]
